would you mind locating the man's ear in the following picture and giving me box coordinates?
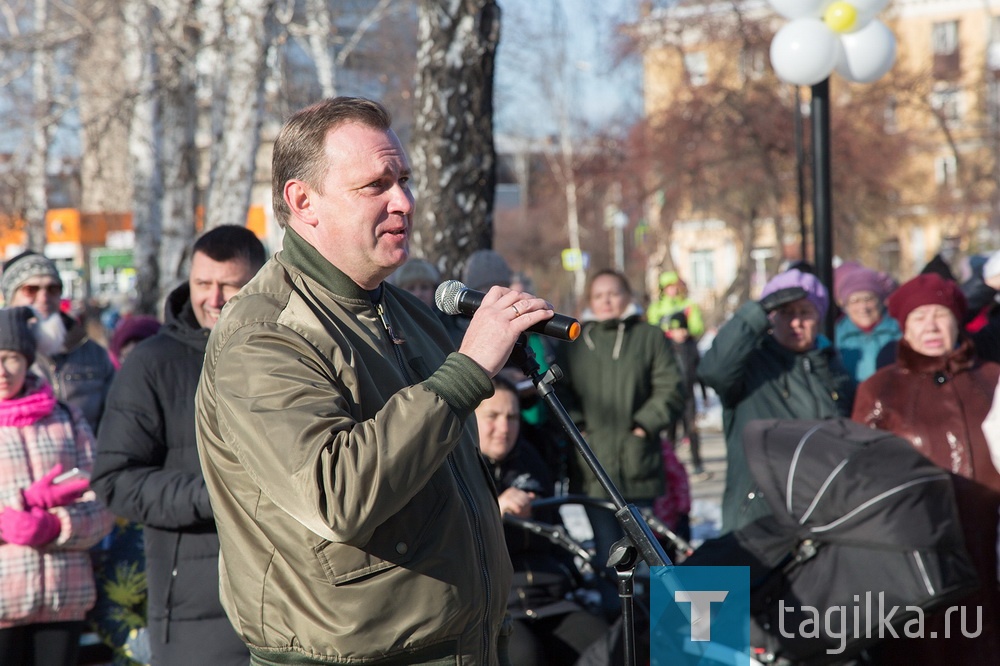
[284,180,318,227]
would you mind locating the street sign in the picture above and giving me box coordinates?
[561,248,589,272]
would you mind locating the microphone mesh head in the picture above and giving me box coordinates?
[434,280,466,315]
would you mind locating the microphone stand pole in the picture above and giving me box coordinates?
[508,337,671,666]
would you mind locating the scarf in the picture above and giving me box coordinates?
[0,381,57,427]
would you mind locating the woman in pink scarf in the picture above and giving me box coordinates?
[0,306,113,665]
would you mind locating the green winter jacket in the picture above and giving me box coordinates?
[195,228,512,665]
[556,304,684,501]
[646,294,705,339]
[698,301,854,534]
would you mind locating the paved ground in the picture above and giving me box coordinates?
[678,394,726,548]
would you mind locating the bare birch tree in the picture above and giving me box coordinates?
[122,0,162,313]
[492,2,628,304]
[202,0,277,231]
[2,0,415,310]
[122,0,277,309]
[300,0,336,98]
[153,1,199,297]
[0,0,87,249]
[24,0,53,250]
[410,0,500,281]
[285,0,396,101]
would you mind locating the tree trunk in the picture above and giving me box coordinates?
[123,0,162,315]
[156,0,199,294]
[557,112,586,303]
[25,0,52,251]
[203,0,275,231]
[195,0,226,198]
[303,0,335,98]
[411,0,500,281]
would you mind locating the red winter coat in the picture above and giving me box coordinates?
[853,337,1000,664]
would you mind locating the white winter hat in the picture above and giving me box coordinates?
[984,250,1000,281]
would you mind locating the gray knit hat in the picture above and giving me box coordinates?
[1,251,61,304]
[0,306,37,365]
[462,250,512,292]
[392,258,440,290]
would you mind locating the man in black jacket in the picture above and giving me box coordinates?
[92,225,266,666]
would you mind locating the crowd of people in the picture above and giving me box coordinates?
[1,93,999,666]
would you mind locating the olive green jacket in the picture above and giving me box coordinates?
[196,228,511,665]
[556,304,684,501]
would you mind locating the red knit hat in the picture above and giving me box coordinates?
[886,273,966,325]
[109,315,162,362]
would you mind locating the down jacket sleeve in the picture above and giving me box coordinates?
[697,300,769,406]
[91,345,214,530]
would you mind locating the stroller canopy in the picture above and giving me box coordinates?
[684,418,977,665]
[743,418,960,550]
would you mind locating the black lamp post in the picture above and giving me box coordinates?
[811,78,835,338]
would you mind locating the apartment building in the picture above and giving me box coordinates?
[635,0,998,319]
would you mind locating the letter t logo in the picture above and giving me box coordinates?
[674,590,729,641]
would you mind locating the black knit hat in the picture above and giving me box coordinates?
[0,306,36,365]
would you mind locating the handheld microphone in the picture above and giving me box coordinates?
[434,280,581,342]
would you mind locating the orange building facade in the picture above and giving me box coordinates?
[0,207,268,303]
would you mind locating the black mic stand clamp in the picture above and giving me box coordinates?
[506,336,672,666]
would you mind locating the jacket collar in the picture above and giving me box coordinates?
[763,333,827,360]
[162,282,211,350]
[281,226,372,302]
[580,302,644,326]
[60,311,87,352]
[896,336,975,375]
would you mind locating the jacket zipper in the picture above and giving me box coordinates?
[447,454,493,663]
[163,533,182,643]
[375,303,409,377]
[375,298,493,662]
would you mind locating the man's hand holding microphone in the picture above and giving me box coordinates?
[435,280,580,377]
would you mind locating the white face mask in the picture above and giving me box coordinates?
[33,310,67,358]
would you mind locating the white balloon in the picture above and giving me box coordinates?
[836,19,897,83]
[767,0,830,20]
[770,18,840,86]
[850,0,891,30]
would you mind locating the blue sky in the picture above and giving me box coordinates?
[494,0,644,138]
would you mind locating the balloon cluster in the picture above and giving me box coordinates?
[768,0,895,86]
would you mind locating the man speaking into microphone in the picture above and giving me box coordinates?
[196,96,554,666]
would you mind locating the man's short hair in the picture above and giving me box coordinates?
[193,225,267,272]
[271,97,393,228]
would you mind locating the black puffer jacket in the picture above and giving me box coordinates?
[32,312,115,433]
[92,284,237,653]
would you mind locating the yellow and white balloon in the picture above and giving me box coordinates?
[768,0,895,86]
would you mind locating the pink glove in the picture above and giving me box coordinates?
[22,463,90,509]
[0,507,61,547]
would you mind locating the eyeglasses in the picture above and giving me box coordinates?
[18,283,61,298]
[846,294,878,306]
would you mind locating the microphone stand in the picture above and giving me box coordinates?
[507,336,672,666]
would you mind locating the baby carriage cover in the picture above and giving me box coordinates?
[684,418,978,664]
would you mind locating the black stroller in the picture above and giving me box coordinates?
[683,418,979,665]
